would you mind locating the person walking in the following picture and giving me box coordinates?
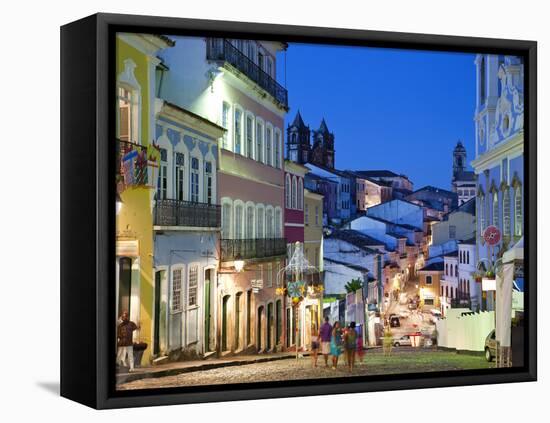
[319,316,333,368]
[117,310,139,372]
[310,325,319,368]
[344,322,358,372]
[330,321,343,369]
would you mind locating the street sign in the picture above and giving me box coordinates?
[483,225,501,246]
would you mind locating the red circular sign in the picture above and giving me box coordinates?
[483,225,501,246]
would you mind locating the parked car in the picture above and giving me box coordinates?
[393,335,412,347]
[390,315,400,327]
[485,329,497,361]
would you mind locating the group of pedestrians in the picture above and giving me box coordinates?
[310,316,365,372]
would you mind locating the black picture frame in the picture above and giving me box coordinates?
[60,12,537,409]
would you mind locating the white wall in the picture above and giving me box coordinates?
[9,1,547,422]
[436,309,495,351]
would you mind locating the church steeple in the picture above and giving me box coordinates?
[453,140,467,180]
[286,110,311,164]
[311,118,335,168]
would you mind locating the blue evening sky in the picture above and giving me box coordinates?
[278,44,476,190]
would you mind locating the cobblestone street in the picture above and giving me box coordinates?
[118,349,492,390]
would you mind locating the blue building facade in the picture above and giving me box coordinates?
[472,54,524,275]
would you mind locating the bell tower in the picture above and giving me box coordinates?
[311,118,335,168]
[453,140,467,180]
[286,111,311,164]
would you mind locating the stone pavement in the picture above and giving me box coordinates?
[116,351,304,385]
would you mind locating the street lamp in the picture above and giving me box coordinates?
[234,254,245,273]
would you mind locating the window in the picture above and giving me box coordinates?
[275,131,281,168]
[503,187,511,236]
[221,102,230,149]
[204,161,213,204]
[315,206,319,226]
[190,157,200,203]
[455,264,458,277]
[426,275,433,285]
[245,205,255,239]
[292,177,297,209]
[467,251,470,264]
[285,175,291,208]
[266,208,273,238]
[445,263,448,276]
[256,121,263,162]
[171,268,182,312]
[256,206,264,239]
[175,152,185,201]
[314,247,319,267]
[188,265,198,307]
[117,86,138,143]
[492,191,499,228]
[157,148,168,200]
[297,179,303,210]
[246,115,254,158]
[235,203,243,239]
[445,286,449,298]
[266,127,273,166]
[449,225,456,239]
[222,202,231,238]
[234,109,242,154]
[480,57,486,103]
[256,264,263,284]
[479,194,486,234]
[266,57,273,78]
[424,299,434,306]
[266,263,273,288]
[247,41,256,61]
[304,204,309,225]
[514,185,523,236]
[274,208,282,238]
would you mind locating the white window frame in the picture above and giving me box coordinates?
[255,118,264,163]
[265,123,273,167]
[245,112,255,159]
[274,128,282,169]
[256,203,265,239]
[292,176,297,209]
[234,105,244,155]
[170,265,185,313]
[234,199,245,240]
[245,201,256,239]
[221,197,233,239]
[285,174,291,208]
[221,101,231,151]
[116,58,141,144]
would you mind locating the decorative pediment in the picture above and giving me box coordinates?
[511,172,522,188]
[117,58,141,91]
[489,180,499,194]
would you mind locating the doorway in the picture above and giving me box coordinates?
[153,270,162,355]
[204,269,213,352]
[267,303,273,351]
[118,257,132,318]
[257,305,264,351]
[221,295,230,351]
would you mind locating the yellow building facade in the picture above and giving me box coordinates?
[115,33,173,365]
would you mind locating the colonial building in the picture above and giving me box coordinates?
[310,119,335,169]
[440,251,459,317]
[417,261,444,309]
[451,141,476,206]
[354,170,413,199]
[115,33,174,366]
[457,238,479,311]
[406,185,458,216]
[153,101,225,360]
[304,172,338,224]
[158,37,288,355]
[431,197,476,246]
[472,54,524,272]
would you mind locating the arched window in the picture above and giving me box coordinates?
[256,120,263,163]
[503,187,511,236]
[297,178,303,210]
[514,185,523,237]
[221,200,232,239]
[445,263,448,276]
[480,56,486,103]
[291,176,297,209]
[467,251,470,264]
[446,286,449,298]
[285,174,291,208]
[266,126,273,166]
[492,191,499,228]
[245,204,255,239]
[266,207,274,238]
[274,208,282,238]
[479,194,486,234]
[256,205,264,239]
[455,264,458,277]
[275,130,281,169]
[234,202,244,239]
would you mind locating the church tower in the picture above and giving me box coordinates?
[453,140,467,181]
[311,118,335,168]
[286,111,311,164]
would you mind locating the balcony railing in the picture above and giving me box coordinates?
[116,139,154,188]
[154,199,221,228]
[221,238,287,261]
[206,38,288,108]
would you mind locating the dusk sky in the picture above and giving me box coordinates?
[278,44,476,190]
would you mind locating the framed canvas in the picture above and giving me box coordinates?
[60,13,537,409]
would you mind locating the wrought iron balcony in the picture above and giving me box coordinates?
[221,238,287,261]
[206,38,288,108]
[154,199,221,228]
[116,139,153,188]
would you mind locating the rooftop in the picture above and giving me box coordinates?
[419,262,445,272]
[328,229,384,251]
[355,170,409,179]
[324,257,370,273]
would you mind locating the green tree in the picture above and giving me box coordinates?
[345,278,363,293]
